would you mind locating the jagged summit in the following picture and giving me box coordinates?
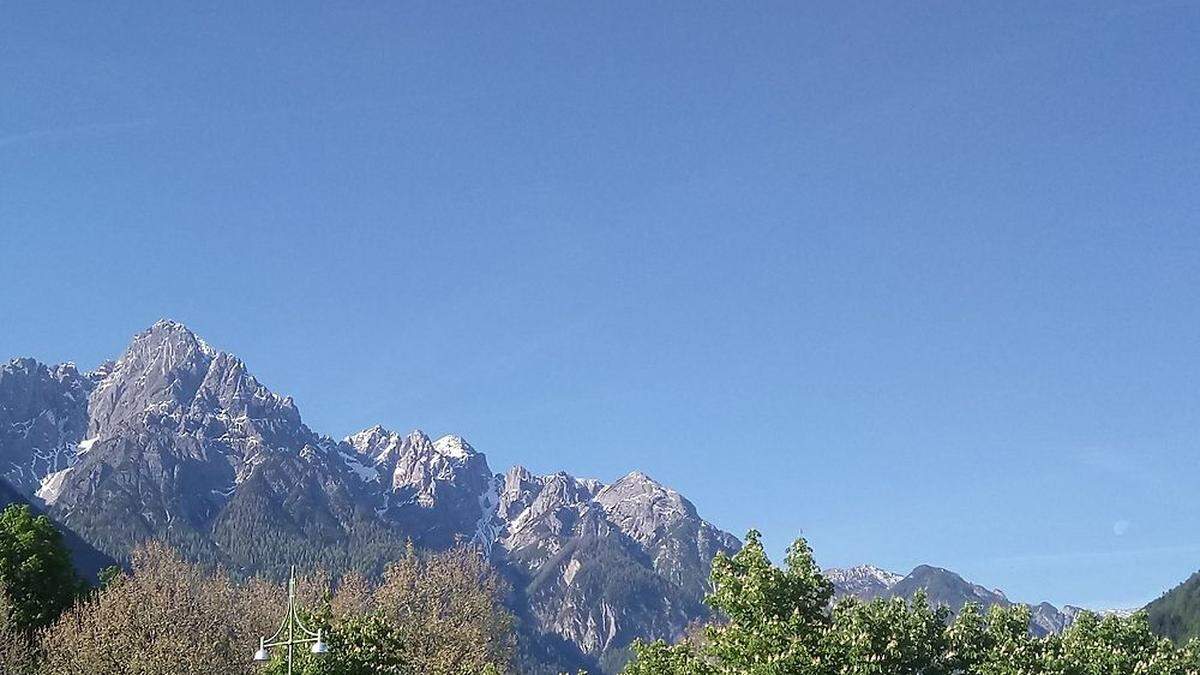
[86,320,305,450]
[825,564,903,599]
[433,434,475,458]
[135,318,218,358]
[615,469,663,487]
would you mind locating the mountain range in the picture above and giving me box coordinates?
[1,320,1190,671]
[0,320,737,673]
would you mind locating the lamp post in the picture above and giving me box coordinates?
[253,566,329,675]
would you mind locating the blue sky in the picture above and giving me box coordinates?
[2,2,1199,609]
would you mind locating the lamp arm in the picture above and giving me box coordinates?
[263,634,319,649]
[290,604,323,638]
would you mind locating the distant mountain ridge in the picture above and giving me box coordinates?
[825,563,1091,636]
[0,320,739,674]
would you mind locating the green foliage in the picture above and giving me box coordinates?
[262,615,414,675]
[621,639,711,675]
[701,530,833,674]
[824,591,952,674]
[1047,611,1187,674]
[624,530,1200,675]
[0,504,81,631]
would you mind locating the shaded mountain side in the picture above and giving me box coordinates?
[0,478,115,584]
[1147,570,1200,643]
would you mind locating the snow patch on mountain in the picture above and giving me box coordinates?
[36,467,72,505]
[338,449,380,483]
[471,475,502,554]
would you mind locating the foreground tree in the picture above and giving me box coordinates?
[824,592,951,675]
[0,588,37,674]
[1045,610,1190,674]
[39,542,275,675]
[0,504,81,632]
[265,543,515,675]
[625,530,833,675]
[951,604,1045,675]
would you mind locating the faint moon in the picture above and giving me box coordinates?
[1113,520,1130,536]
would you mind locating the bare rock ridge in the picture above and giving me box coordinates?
[0,320,738,674]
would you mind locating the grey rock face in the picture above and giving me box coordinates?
[889,564,1010,611]
[86,320,309,458]
[596,472,740,601]
[495,468,603,568]
[478,466,737,666]
[343,426,494,549]
[0,358,94,495]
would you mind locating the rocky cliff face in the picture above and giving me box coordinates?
[0,358,95,495]
[0,320,738,674]
[476,467,737,668]
[343,425,496,550]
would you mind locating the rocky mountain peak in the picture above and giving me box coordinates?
[830,562,1078,637]
[433,434,474,459]
[342,425,495,549]
[595,470,698,548]
[86,321,305,449]
[87,320,217,436]
[345,424,401,460]
[345,426,482,472]
[50,362,80,380]
[825,565,904,599]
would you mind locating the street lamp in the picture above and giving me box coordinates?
[253,566,330,674]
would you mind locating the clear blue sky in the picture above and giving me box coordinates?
[2,2,1198,610]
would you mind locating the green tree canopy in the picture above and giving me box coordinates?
[0,504,81,631]
[624,530,1200,675]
